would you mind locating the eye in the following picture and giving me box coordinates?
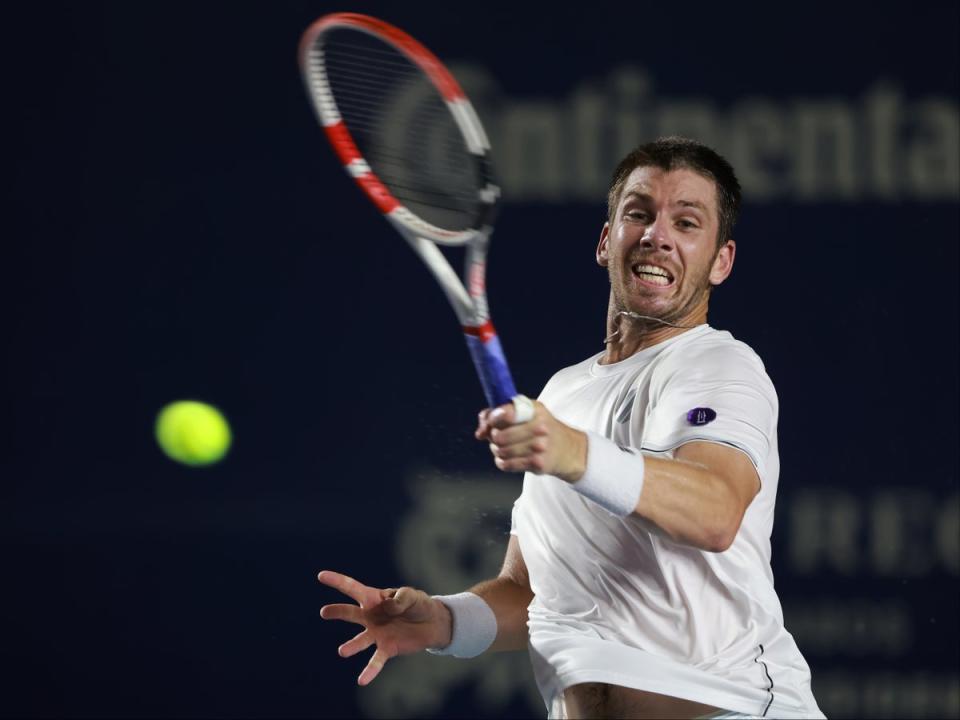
[625,210,650,222]
[677,219,700,230]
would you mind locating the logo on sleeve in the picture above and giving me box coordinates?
[686,407,717,426]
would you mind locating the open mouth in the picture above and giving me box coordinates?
[631,263,674,287]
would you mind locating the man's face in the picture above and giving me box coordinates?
[597,166,735,323]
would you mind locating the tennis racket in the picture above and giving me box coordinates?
[299,13,528,415]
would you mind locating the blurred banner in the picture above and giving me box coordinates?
[458,64,958,204]
[4,3,958,719]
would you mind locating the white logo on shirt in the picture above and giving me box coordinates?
[616,388,638,424]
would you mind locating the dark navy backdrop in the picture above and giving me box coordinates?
[5,3,958,718]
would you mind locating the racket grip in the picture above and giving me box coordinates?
[463,325,517,408]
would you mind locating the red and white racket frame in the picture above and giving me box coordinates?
[299,13,521,409]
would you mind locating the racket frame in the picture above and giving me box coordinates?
[299,13,517,407]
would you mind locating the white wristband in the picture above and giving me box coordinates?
[426,592,496,658]
[574,431,645,517]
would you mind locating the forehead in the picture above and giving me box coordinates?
[620,166,718,214]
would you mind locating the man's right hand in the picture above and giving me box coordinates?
[318,570,452,685]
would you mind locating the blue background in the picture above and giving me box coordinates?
[4,2,958,718]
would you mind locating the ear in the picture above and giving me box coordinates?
[596,223,611,267]
[709,240,736,285]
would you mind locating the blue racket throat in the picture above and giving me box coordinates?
[463,327,517,408]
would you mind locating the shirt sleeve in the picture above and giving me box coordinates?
[640,341,778,483]
[510,496,522,536]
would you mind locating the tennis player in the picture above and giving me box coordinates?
[319,137,824,719]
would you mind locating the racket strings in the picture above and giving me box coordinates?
[340,129,478,207]
[318,31,483,231]
[323,38,430,66]
[360,166,481,212]
[351,128,472,166]
[322,55,427,81]
[317,98,455,134]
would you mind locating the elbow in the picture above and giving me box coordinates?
[702,516,742,553]
[701,482,750,553]
[703,530,735,553]
[675,521,737,553]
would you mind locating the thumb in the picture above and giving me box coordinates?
[475,408,492,440]
[488,402,516,429]
[382,587,418,616]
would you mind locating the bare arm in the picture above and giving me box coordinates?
[480,401,759,553]
[468,534,534,651]
[638,441,759,552]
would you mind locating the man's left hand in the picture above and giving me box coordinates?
[475,399,587,482]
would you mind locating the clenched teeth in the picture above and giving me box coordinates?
[632,263,673,285]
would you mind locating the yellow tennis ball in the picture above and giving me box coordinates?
[155,400,232,467]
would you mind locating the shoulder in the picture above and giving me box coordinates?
[656,327,776,396]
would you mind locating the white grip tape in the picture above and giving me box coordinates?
[574,431,646,517]
[426,592,497,658]
[511,394,535,424]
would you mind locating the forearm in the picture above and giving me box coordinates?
[468,575,534,651]
[561,431,754,553]
[636,454,743,552]
[429,530,533,658]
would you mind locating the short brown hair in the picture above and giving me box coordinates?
[607,137,741,248]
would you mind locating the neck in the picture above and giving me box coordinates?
[599,297,708,365]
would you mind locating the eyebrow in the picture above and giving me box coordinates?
[676,199,707,212]
[622,191,709,213]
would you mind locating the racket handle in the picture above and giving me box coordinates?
[463,323,517,408]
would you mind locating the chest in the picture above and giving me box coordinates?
[542,366,661,450]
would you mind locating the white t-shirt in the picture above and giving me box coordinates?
[512,324,823,719]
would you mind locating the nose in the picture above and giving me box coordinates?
[641,216,675,253]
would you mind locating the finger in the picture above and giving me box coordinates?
[489,423,547,447]
[382,587,417,616]
[317,570,371,605]
[489,437,547,460]
[475,409,492,440]
[339,630,375,659]
[357,647,391,686]
[487,403,517,429]
[494,454,547,474]
[511,394,536,424]
[320,603,365,624]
